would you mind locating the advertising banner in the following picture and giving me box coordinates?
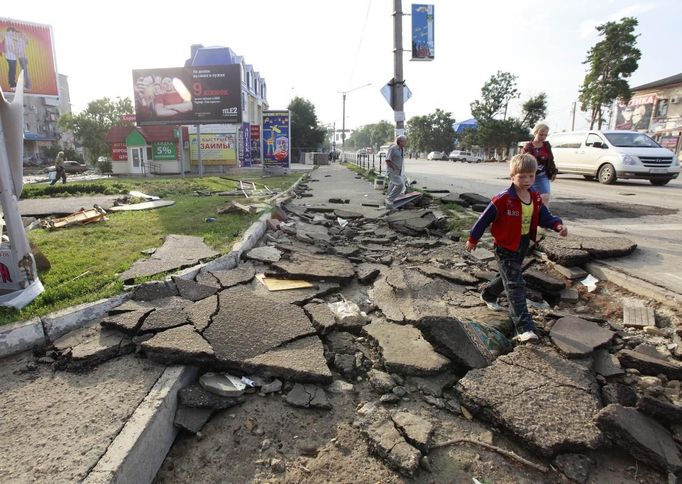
[112,142,128,161]
[189,133,237,166]
[0,249,19,290]
[615,94,656,131]
[660,135,679,151]
[240,122,252,167]
[262,111,290,171]
[152,141,177,160]
[0,18,58,96]
[411,5,434,61]
[250,124,261,163]
[132,64,241,126]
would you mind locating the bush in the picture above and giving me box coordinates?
[97,159,112,174]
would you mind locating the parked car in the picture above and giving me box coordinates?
[378,144,392,158]
[547,130,680,185]
[427,151,447,160]
[449,150,481,162]
[62,160,88,173]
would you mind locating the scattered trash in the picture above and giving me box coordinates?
[526,298,551,309]
[108,200,175,212]
[128,190,160,201]
[194,190,212,197]
[580,274,599,292]
[43,205,108,230]
[199,372,246,397]
[205,217,217,223]
[255,273,313,291]
[240,376,256,388]
[216,201,270,215]
[328,300,364,321]
[337,217,348,228]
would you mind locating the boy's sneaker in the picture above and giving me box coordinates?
[513,330,540,344]
[480,293,503,312]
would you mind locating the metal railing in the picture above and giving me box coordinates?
[341,151,386,175]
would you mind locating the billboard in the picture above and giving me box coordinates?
[189,132,237,166]
[262,111,290,170]
[0,18,58,96]
[132,64,241,126]
[411,5,434,61]
[240,122,252,167]
[250,124,261,162]
[615,94,655,131]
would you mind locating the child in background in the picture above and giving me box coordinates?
[465,153,568,343]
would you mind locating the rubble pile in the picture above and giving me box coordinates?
[37,179,682,481]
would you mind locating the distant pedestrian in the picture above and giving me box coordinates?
[465,153,568,344]
[522,123,557,207]
[50,151,67,185]
[384,135,407,209]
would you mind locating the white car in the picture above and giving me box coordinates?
[449,150,481,163]
[427,151,447,160]
[548,130,680,185]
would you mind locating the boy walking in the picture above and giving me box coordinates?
[465,153,568,343]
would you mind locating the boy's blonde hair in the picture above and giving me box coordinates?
[510,153,537,175]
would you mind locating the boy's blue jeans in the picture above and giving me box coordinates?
[481,235,535,334]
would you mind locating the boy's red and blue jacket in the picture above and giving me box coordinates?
[467,184,563,252]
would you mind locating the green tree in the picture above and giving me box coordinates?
[470,71,520,121]
[579,17,641,129]
[406,109,455,153]
[59,97,134,164]
[288,97,326,161]
[520,93,548,129]
[346,121,395,151]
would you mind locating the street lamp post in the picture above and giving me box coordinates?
[339,83,371,150]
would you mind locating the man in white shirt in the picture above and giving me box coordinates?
[384,135,407,208]
[3,27,18,89]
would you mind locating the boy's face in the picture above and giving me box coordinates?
[511,170,536,191]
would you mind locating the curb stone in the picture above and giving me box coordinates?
[0,317,45,357]
[83,365,199,484]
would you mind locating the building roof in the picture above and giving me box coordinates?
[632,72,682,92]
[105,125,188,144]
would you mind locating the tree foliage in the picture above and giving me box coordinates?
[579,17,641,129]
[520,93,548,129]
[406,109,456,153]
[59,97,134,163]
[470,71,520,121]
[346,121,395,150]
[288,97,326,160]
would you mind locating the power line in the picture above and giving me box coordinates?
[346,0,373,91]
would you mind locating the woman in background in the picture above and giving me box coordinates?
[522,123,558,207]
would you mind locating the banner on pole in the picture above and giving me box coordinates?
[411,4,434,61]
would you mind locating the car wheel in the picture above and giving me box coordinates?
[650,178,671,186]
[597,163,617,184]
[583,175,595,181]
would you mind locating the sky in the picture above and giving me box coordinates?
[3,0,681,134]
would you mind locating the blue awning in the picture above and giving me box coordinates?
[453,118,478,134]
[23,131,41,141]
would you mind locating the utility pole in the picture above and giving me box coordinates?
[339,83,371,150]
[571,101,577,131]
[393,0,405,136]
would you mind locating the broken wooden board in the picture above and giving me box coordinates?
[108,200,175,212]
[44,206,108,230]
[255,273,313,291]
[623,302,656,328]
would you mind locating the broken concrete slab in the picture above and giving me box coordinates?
[194,271,220,288]
[246,277,341,306]
[131,281,179,301]
[140,325,215,367]
[333,209,363,219]
[553,453,595,484]
[359,414,421,477]
[295,221,332,244]
[617,349,682,380]
[138,308,190,334]
[172,276,219,302]
[54,323,134,370]
[113,296,190,313]
[174,406,213,434]
[356,263,385,284]
[371,267,466,323]
[602,383,638,407]
[417,265,478,285]
[549,316,615,358]
[120,235,219,282]
[538,235,637,266]
[178,383,244,410]
[284,383,332,409]
[595,404,682,473]
[209,263,256,288]
[560,288,580,303]
[592,349,625,378]
[303,302,337,334]
[459,193,490,206]
[391,411,434,452]
[367,369,396,394]
[363,320,450,376]
[245,246,282,263]
[269,251,356,283]
[406,373,458,397]
[469,247,495,262]
[100,309,153,335]
[419,316,512,369]
[384,209,436,235]
[636,395,682,427]
[456,346,605,456]
[243,336,332,384]
[550,263,588,280]
[524,269,566,294]
[186,295,218,333]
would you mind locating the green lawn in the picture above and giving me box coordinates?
[0,173,300,325]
